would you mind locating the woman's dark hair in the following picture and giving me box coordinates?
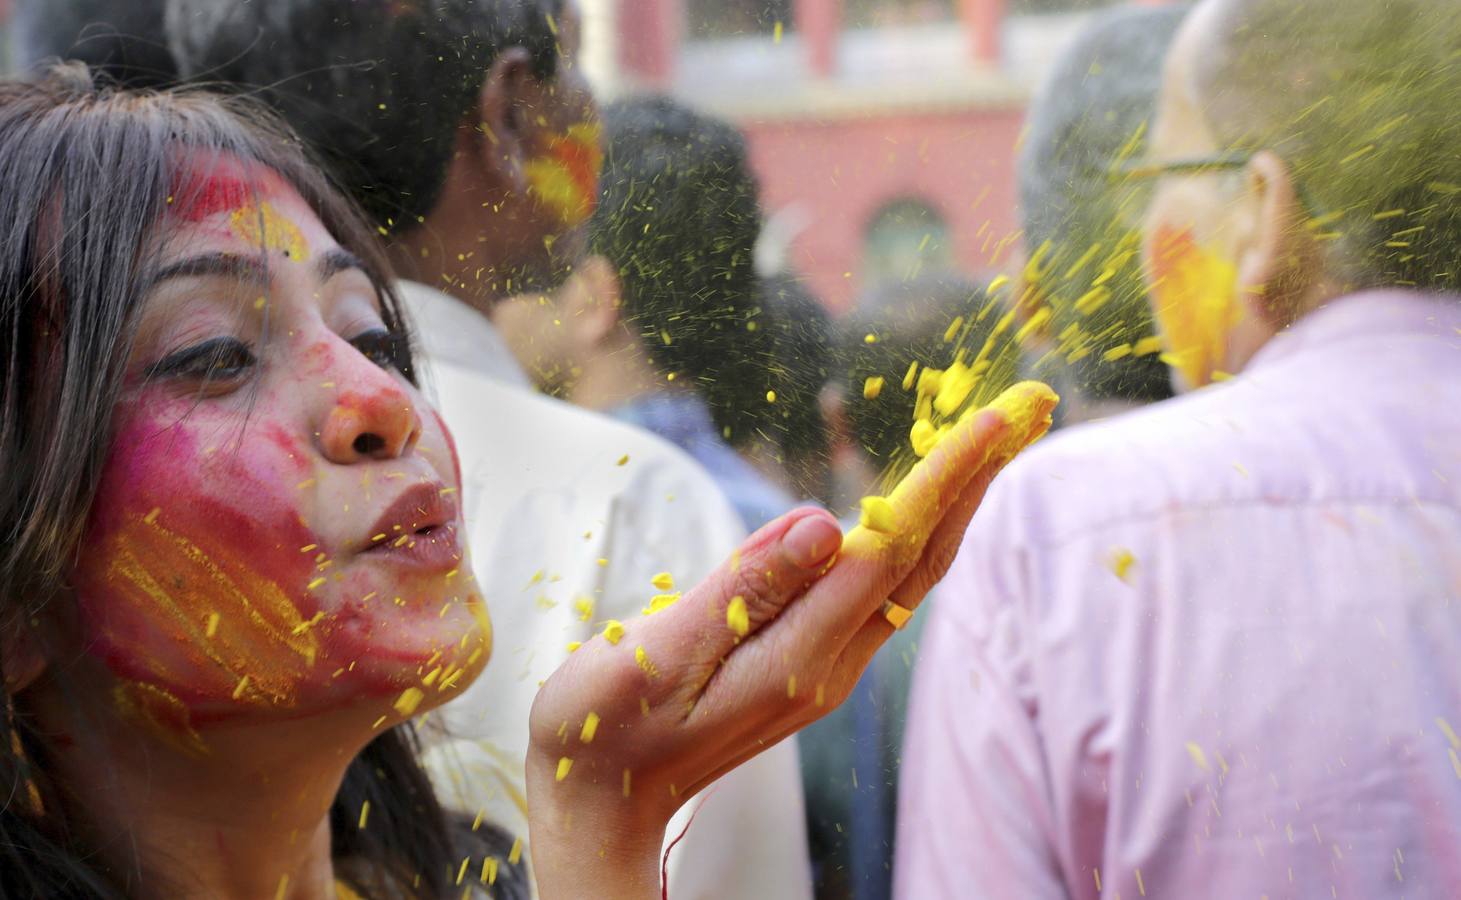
[0,65,523,899]
[588,95,776,443]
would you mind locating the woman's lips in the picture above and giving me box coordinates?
[360,520,464,573]
[358,482,464,574]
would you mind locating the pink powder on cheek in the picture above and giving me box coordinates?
[259,423,312,478]
[74,395,326,715]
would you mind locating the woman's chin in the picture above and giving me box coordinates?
[311,590,492,712]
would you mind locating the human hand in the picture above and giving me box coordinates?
[525,381,1058,899]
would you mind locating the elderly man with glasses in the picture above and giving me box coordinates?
[896,0,1461,897]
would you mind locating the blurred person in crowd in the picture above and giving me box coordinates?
[1014,4,1184,425]
[798,271,1022,900]
[743,273,836,506]
[898,1,1461,897]
[494,95,798,533]
[165,3,813,896]
[12,0,177,87]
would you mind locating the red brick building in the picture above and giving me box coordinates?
[594,0,1173,312]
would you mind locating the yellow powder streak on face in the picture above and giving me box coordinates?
[1149,234,1241,388]
[104,514,321,706]
[230,201,311,261]
[111,680,209,755]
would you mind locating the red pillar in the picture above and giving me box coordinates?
[795,0,840,79]
[959,0,1005,66]
[617,0,681,89]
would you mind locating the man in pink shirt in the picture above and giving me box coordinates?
[896,1,1461,898]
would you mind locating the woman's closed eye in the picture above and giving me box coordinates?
[146,336,257,386]
[349,328,413,380]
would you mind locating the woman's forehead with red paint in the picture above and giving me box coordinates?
[167,152,297,223]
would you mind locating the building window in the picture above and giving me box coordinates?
[687,0,795,39]
[846,0,956,29]
[1010,0,1127,12]
[862,197,953,286]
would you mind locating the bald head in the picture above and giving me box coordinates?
[1186,0,1460,291]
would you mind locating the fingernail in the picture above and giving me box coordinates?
[783,513,842,569]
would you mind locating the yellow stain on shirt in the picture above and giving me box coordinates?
[1109,548,1137,583]
[1185,741,1212,773]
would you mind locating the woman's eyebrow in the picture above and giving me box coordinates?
[147,252,269,288]
[146,248,367,291]
[317,247,367,282]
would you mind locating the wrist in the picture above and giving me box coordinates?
[526,752,669,900]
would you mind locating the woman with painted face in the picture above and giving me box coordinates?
[0,67,1054,900]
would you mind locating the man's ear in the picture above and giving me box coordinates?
[1234,150,1321,328]
[473,47,542,194]
[563,254,624,349]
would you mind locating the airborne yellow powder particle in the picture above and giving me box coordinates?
[910,419,940,457]
[393,687,424,716]
[580,711,601,743]
[726,595,750,637]
[634,645,659,678]
[858,496,898,534]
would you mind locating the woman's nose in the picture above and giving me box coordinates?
[319,385,422,464]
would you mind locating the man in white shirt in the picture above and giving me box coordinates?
[168,1,814,896]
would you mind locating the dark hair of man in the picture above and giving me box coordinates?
[840,272,1021,469]
[588,95,776,442]
[11,0,179,87]
[1194,0,1459,293]
[1017,4,1186,404]
[0,65,524,900]
[757,274,833,489]
[165,0,565,229]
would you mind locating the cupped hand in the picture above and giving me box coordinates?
[525,382,1058,899]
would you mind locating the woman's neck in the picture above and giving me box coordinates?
[27,671,366,899]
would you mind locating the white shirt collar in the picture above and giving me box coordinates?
[394,279,531,387]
